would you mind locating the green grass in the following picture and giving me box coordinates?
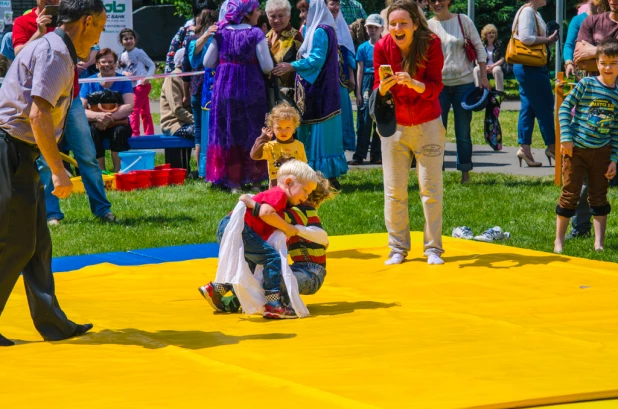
[52,169,618,263]
[149,78,163,101]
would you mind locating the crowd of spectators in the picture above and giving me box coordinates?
[0,0,615,236]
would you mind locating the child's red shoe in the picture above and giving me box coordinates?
[263,303,298,319]
[198,282,225,312]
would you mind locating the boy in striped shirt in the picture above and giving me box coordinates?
[555,38,618,253]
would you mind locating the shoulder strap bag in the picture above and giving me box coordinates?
[505,6,547,67]
[457,14,477,63]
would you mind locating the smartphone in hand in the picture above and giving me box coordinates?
[379,65,394,80]
[43,5,59,27]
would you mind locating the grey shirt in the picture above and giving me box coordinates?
[0,30,76,145]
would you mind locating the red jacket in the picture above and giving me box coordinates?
[373,34,444,126]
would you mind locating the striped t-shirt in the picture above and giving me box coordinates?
[284,204,326,267]
[559,76,618,163]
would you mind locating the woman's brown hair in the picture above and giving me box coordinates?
[195,8,219,37]
[95,48,119,63]
[387,0,433,78]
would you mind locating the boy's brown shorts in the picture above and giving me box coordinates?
[556,144,612,218]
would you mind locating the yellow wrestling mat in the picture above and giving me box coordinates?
[2,232,618,409]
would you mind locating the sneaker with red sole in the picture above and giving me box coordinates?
[198,282,225,312]
[263,303,298,319]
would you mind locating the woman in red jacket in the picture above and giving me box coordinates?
[373,0,446,266]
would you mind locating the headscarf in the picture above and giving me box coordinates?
[218,0,229,23]
[219,0,259,28]
[298,0,337,58]
[334,7,355,55]
[173,47,186,69]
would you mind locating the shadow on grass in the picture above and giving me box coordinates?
[328,249,381,259]
[62,328,296,349]
[436,252,570,269]
[306,301,400,316]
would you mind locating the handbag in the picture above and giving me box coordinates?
[457,14,477,63]
[576,58,598,73]
[506,6,547,67]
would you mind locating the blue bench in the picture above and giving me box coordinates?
[102,134,194,170]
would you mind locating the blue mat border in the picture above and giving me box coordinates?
[52,243,220,273]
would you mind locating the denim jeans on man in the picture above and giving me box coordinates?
[216,214,282,296]
[37,98,111,221]
[513,64,555,146]
[438,82,475,171]
[353,75,381,163]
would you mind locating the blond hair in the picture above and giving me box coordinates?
[277,159,318,185]
[266,101,301,130]
[480,24,498,45]
[307,173,338,208]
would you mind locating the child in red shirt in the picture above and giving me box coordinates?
[200,160,318,319]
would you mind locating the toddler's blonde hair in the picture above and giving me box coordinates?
[266,101,301,130]
[277,159,318,185]
[307,173,338,208]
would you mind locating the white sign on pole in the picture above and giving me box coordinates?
[0,0,12,33]
[98,0,133,56]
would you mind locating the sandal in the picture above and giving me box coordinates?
[347,159,364,165]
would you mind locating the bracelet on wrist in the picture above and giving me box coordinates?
[252,202,261,217]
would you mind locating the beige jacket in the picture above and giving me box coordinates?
[160,68,193,135]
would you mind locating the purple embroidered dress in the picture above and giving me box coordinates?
[206,27,268,188]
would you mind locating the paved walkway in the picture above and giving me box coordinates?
[345,143,555,177]
[150,99,555,178]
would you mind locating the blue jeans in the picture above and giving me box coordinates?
[216,215,282,295]
[37,99,111,221]
[354,74,381,163]
[288,262,326,295]
[513,64,555,146]
[191,94,202,146]
[439,82,475,171]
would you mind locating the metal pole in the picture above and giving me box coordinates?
[468,0,474,22]
[555,0,564,76]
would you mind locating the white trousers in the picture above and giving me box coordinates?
[473,65,505,92]
[381,118,446,258]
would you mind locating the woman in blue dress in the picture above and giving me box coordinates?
[188,6,219,177]
[327,0,357,152]
[272,0,348,188]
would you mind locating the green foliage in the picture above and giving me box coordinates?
[155,0,193,18]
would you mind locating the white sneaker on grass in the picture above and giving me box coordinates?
[452,226,474,240]
[474,226,510,243]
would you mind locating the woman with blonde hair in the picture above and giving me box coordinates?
[474,24,505,92]
[265,0,304,89]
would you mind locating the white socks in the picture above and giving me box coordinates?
[384,253,445,265]
[384,253,405,265]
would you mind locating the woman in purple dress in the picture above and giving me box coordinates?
[203,0,273,192]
